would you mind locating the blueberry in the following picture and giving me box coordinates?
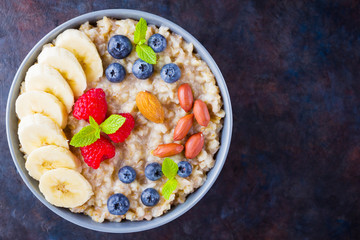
[118,166,136,183]
[177,161,192,178]
[141,188,160,206]
[108,35,132,59]
[148,33,167,53]
[132,59,154,79]
[107,193,130,215]
[160,63,181,83]
[145,162,162,181]
[105,63,126,83]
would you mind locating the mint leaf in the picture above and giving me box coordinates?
[136,44,156,64]
[100,114,126,134]
[162,158,179,179]
[139,39,146,45]
[89,116,98,129]
[70,125,100,147]
[134,18,147,44]
[95,127,101,139]
[161,158,179,200]
[162,178,178,200]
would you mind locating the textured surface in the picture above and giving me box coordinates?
[1,0,360,239]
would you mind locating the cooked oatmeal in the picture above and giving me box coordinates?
[65,17,225,222]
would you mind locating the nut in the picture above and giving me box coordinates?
[173,114,194,141]
[193,99,210,126]
[178,83,193,112]
[185,132,204,159]
[136,91,164,123]
[152,143,184,157]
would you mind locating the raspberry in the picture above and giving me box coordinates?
[108,113,135,143]
[73,88,107,124]
[80,136,115,169]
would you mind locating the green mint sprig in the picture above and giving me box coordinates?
[134,18,156,64]
[100,114,126,134]
[161,158,179,200]
[69,124,100,147]
[70,115,126,147]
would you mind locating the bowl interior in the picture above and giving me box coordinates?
[6,9,233,233]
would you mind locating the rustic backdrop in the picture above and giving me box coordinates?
[1,0,360,239]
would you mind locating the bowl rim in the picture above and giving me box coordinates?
[6,9,233,233]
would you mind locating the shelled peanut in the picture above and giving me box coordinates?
[151,83,211,159]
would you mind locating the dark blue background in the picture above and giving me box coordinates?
[1,0,360,239]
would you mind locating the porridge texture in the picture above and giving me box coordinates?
[65,17,224,222]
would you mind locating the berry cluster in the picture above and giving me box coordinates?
[73,88,135,169]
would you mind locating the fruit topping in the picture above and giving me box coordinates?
[73,88,107,124]
[178,83,194,112]
[16,90,68,129]
[136,91,164,123]
[185,132,204,159]
[18,114,69,155]
[25,145,81,181]
[173,114,194,141]
[24,64,74,113]
[107,193,130,215]
[145,162,162,181]
[80,136,115,169]
[37,46,87,98]
[177,161,192,178]
[107,35,133,59]
[160,63,181,83]
[148,33,167,53]
[118,166,136,184]
[55,29,103,82]
[107,113,135,143]
[152,143,184,158]
[132,59,154,79]
[193,99,210,127]
[105,63,126,83]
[141,188,160,206]
[39,168,93,208]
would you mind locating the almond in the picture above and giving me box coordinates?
[152,143,184,157]
[136,91,164,123]
[178,83,193,112]
[193,99,210,126]
[185,132,204,159]
[173,114,194,141]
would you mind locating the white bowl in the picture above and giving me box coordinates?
[6,9,233,233]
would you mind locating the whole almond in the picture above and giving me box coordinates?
[193,99,210,126]
[185,132,204,159]
[152,143,184,157]
[178,83,193,112]
[136,91,164,123]
[173,114,194,141]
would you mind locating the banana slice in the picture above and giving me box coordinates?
[18,114,68,155]
[37,46,87,98]
[15,91,68,128]
[25,145,81,181]
[39,168,93,208]
[25,64,74,113]
[55,29,103,82]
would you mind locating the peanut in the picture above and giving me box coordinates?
[173,114,194,141]
[152,143,184,157]
[178,83,193,112]
[193,99,210,126]
[185,132,204,159]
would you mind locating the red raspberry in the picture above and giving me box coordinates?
[108,113,135,143]
[73,88,107,124]
[80,136,115,169]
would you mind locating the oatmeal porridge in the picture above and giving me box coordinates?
[15,16,224,223]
